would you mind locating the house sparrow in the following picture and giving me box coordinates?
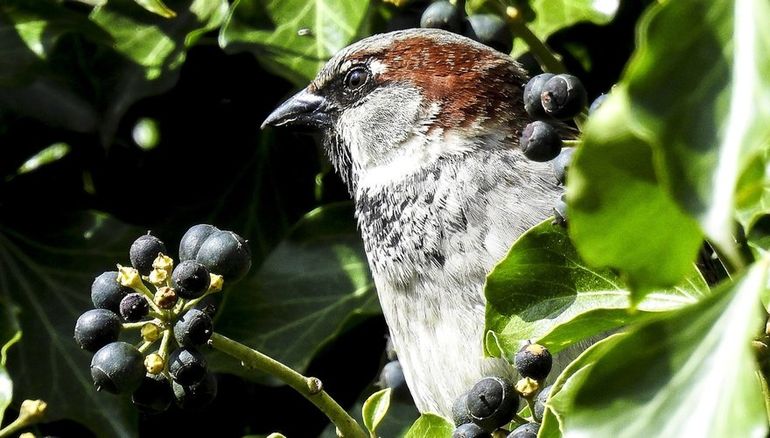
[263,29,562,418]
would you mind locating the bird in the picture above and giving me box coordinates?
[262,28,563,419]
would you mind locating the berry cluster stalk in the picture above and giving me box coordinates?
[209,333,366,438]
[503,7,567,74]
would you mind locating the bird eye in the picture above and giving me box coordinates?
[344,67,369,90]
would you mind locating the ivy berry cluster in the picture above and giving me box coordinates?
[451,342,554,438]
[73,225,251,413]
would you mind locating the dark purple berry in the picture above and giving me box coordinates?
[515,343,553,381]
[130,234,167,275]
[467,376,519,431]
[533,385,552,423]
[507,423,540,438]
[168,347,207,386]
[520,121,562,162]
[452,422,490,438]
[523,73,555,120]
[174,309,213,347]
[91,271,132,313]
[120,293,150,322]
[90,342,145,394]
[541,74,587,120]
[172,260,210,299]
[179,224,219,262]
[464,14,512,54]
[420,1,462,32]
[172,372,218,410]
[196,230,251,282]
[74,309,121,352]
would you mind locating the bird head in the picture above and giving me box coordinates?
[262,28,531,193]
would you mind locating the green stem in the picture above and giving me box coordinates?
[504,8,566,74]
[562,139,581,148]
[0,416,30,438]
[209,333,366,438]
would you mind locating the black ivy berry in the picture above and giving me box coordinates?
[179,224,219,262]
[74,309,121,352]
[589,93,608,114]
[130,234,167,275]
[541,74,587,120]
[174,309,213,347]
[515,343,553,381]
[90,342,146,394]
[507,422,540,438]
[173,371,218,410]
[520,121,562,162]
[168,347,208,386]
[523,73,555,120]
[91,271,132,313]
[379,360,411,401]
[420,1,462,33]
[172,260,211,300]
[553,194,568,226]
[467,376,519,431]
[551,147,575,185]
[132,373,173,414]
[120,293,150,322]
[533,385,552,423]
[464,14,512,54]
[196,230,252,282]
[452,422,491,438]
[452,391,472,426]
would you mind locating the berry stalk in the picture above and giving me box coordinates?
[504,7,566,74]
[208,332,367,438]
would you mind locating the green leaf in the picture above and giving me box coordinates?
[209,203,379,382]
[618,0,770,262]
[89,0,228,142]
[539,333,626,438]
[0,1,104,84]
[510,0,618,58]
[362,388,392,436]
[562,259,770,438]
[736,152,770,234]
[0,303,21,426]
[219,0,371,86]
[404,413,454,438]
[0,212,142,437]
[484,220,707,357]
[567,90,703,297]
[321,397,419,438]
[133,0,177,18]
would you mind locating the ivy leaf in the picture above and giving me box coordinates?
[404,413,454,438]
[219,0,371,86]
[0,212,143,437]
[484,220,707,358]
[89,0,228,143]
[0,2,102,131]
[209,203,380,382]
[567,90,703,298]
[133,0,177,18]
[362,388,391,436]
[320,396,419,438]
[0,302,21,425]
[562,259,769,438]
[510,0,618,58]
[615,0,770,263]
[539,333,626,438]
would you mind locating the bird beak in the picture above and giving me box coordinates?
[261,89,331,130]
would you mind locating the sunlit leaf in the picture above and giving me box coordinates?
[562,260,769,438]
[219,0,371,86]
[484,220,707,357]
[404,413,453,438]
[567,91,703,298]
[362,388,391,436]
